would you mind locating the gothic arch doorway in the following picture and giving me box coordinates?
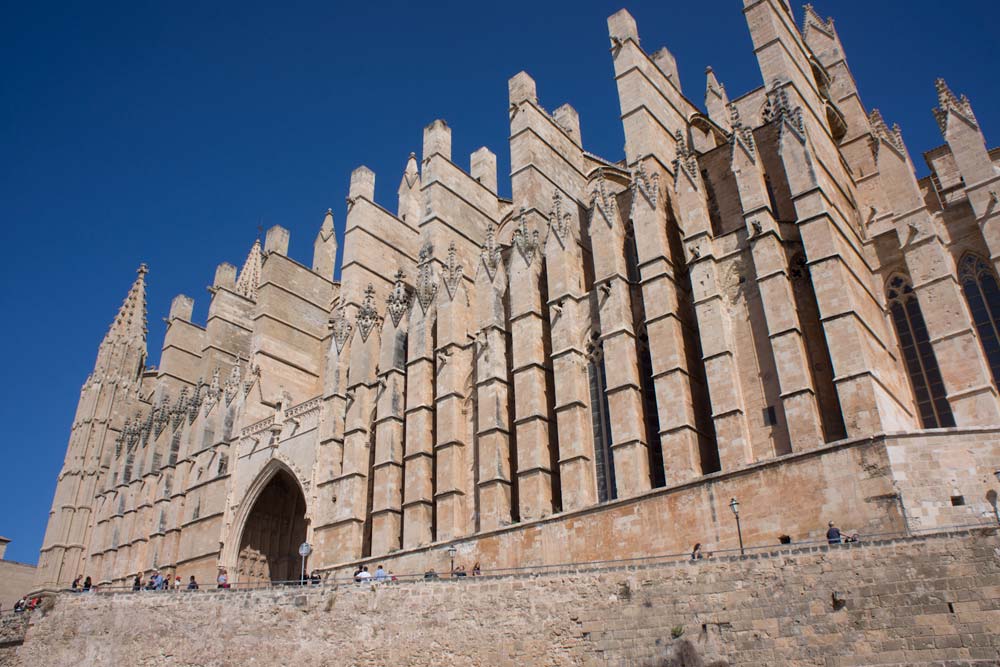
[235,467,308,584]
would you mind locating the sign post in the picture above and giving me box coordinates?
[298,542,312,584]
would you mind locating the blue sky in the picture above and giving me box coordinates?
[1,0,998,565]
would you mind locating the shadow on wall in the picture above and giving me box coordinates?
[656,639,728,667]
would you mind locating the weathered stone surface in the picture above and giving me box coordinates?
[13,530,1000,666]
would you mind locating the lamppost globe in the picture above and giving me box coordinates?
[447,545,457,574]
[729,497,740,516]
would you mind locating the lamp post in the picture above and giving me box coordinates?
[298,542,312,585]
[729,497,745,556]
[447,545,457,575]
[992,470,1000,526]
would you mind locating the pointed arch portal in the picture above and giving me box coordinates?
[235,467,308,584]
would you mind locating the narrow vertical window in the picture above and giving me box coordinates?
[886,275,954,428]
[587,341,617,502]
[959,254,1000,387]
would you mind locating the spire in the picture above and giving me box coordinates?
[397,153,422,225]
[312,209,338,279]
[705,67,731,131]
[933,78,978,134]
[235,239,263,301]
[105,264,148,345]
[801,4,835,37]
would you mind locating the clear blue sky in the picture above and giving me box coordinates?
[1,0,998,565]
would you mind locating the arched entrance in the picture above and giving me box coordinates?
[235,468,308,584]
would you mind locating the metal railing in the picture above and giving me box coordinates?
[58,520,997,596]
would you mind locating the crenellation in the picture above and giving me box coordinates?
[36,4,1000,600]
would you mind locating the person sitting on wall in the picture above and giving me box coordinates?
[132,574,142,591]
[187,576,199,590]
[217,568,229,589]
[691,543,704,560]
[826,521,843,544]
[82,576,92,591]
[453,565,467,578]
[357,566,372,582]
[374,565,387,582]
[472,562,481,576]
[71,575,82,591]
[310,570,321,586]
[353,567,363,583]
[423,569,438,580]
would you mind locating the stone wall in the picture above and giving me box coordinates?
[10,528,1000,667]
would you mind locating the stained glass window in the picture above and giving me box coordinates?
[886,275,954,428]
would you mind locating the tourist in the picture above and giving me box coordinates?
[826,521,842,544]
[453,565,467,577]
[217,568,229,589]
[13,597,26,613]
[310,570,321,586]
[374,565,387,582]
[353,567,363,582]
[187,575,199,590]
[132,574,142,591]
[358,566,372,582]
[83,576,92,591]
[71,575,82,591]
[174,575,182,590]
[472,562,481,576]
[423,569,438,580]
[691,543,703,560]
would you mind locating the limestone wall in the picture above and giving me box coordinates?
[12,529,1000,667]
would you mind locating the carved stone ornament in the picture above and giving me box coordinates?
[415,242,437,313]
[512,208,540,264]
[224,363,241,405]
[329,305,353,354]
[480,224,502,280]
[729,103,757,162]
[386,269,411,327]
[672,131,701,188]
[442,242,464,301]
[548,191,573,247]
[630,162,660,211]
[355,284,381,342]
[589,171,619,229]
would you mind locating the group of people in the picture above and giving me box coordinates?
[686,521,861,561]
[353,565,394,583]
[423,562,482,579]
[11,596,41,612]
[131,571,201,591]
[69,575,93,592]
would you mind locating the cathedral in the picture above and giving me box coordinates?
[37,2,1000,590]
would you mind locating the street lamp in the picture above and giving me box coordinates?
[447,545,457,575]
[729,497,745,556]
[992,470,1000,526]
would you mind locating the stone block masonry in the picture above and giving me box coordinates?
[10,528,1000,666]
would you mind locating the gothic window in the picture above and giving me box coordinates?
[168,431,181,466]
[959,254,1000,388]
[624,222,641,284]
[886,275,955,428]
[192,498,200,521]
[151,451,161,472]
[122,452,134,483]
[111,527,119,549]
[158,510,166,533]
[117,494,125,515]
[217,453,229,476]
[587,340,617,502]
